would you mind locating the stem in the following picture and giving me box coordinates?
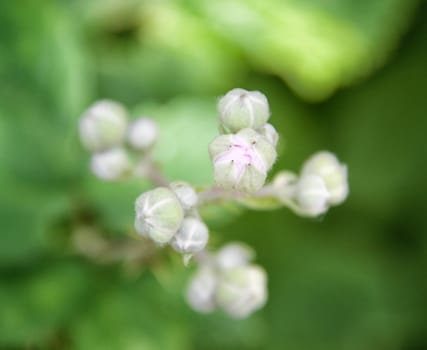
[135,153,169,187]
[197,184,282,206]
[146,159,169,187]
[197,186,246,206]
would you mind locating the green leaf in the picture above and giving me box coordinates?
[0,261,92,347]
[71,273,191,350]
[133,97,218,186]
[191,0,419,100]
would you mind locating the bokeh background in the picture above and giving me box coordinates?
[1,0,426,349]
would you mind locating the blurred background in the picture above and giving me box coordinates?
[0,0,426,349]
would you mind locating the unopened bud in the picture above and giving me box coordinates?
[209,128,277,193]
[79,100,128,151]
[216,265,267,319]
[90,148,130,181]
[301,151,349,205]
[259,123,279,147]
[186,267,217,313]
[169,181,198,210]
[134,187,184,244]
[170,217,209,254]
[215,242,255,271]
[296,174,330,216]
[272,171,298,203]
[218,88,270,133]
[127,117,158,150]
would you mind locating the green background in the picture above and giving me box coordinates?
[0,0,426,349]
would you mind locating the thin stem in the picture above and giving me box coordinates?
[197,184,281,206]
[135,153,169,187]
[197,186,246,206]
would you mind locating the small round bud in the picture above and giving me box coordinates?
[301,151,349,205]
[79,100,128,151]
[216,265,267,319]
[215,242,255,271]
[209,128,277,193]
[90,148,130,181]
[218,88,270,133]
[127,117,158,150]
[169,181,198,210]
[272,171,298,203]
[134,187,184,244]
[170,217,209,254]
[296,174,330,216]
[186,267,217,313]
[259,123,279,147]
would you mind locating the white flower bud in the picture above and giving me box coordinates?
[169,181,198,211]
[296,174,330,216]
[209,128,277,193]
[301,151,349,205]
[215,242,255,271]
[259,123,279,147]
[186,267,217,313]
[272,171,298,203]
[90,148,130,181]
[134,187,184,244]
[216,265,267,319]
[79,100,128,151]
[170,217,209,254]
[127,117,158,150]
[218,88,270,133]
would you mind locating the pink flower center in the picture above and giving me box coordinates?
[214,135,266,182]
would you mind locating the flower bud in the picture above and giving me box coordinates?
[296,174,330,216]
[186,267,217,313]
[127,117,158,150]
[216,265,267,319]
[218,88,270,133]
[79,100,128,151]
[90,148,130,181]
[209,128,277,193]
[272,171,298,203]
[169,181,198,210]
[134,187,184,244]
[259,123,279,147]
[170,217,209,254]
[215,242,255,271]
[301,151,348,205]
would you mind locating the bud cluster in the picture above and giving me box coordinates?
[186,242,267,319]
[78,100,159,181]
[134,182,209,260]
[209,88,278,193]
[273,151,349,216]
[79,90,349,320]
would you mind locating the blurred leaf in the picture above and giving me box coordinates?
[133,97,218,185]
[0,1,93,264]
[81,175,148,235]
[0,261,92,347]
[77,0,418,101]
[191,0,418,100]
[0,178,69,265]
[71,272,191,350]
[73,0,243,103]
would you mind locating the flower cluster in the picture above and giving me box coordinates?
[79,100,158,181]
[209,89,278,193]
[187,242,267,319]
[78,88,349,319]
